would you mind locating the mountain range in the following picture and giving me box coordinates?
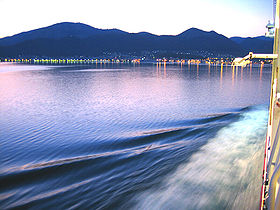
[0,22,274,58]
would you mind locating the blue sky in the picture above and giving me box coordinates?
[0,0,273,38]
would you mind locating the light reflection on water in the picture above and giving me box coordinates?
[0,63,272,209]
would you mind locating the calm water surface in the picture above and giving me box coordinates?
[0,62,271,209]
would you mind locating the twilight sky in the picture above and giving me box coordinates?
[0,0,273,38]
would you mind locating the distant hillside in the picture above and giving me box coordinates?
[0,22,270,58]
[230,36,273,53]
[0,22,127,46]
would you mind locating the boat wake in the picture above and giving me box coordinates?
[132,106,268,210]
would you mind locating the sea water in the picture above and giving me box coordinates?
[0,62,271,209]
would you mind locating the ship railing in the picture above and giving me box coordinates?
[267,119,280,209]
[261,73,280,210]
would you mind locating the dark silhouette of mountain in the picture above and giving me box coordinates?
[176,28,241,52]
[0,22,269,58]
[230,36,273,53]
[0,22,127,46]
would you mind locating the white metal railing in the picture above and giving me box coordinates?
[267,121,280,209]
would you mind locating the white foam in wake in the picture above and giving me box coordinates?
[134,106,268,210]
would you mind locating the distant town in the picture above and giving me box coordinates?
[0,56,273,66]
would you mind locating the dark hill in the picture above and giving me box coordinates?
[176,28,240,52]
[0,22,128,47]
[230,36,273,53]
[0,22,259,58]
